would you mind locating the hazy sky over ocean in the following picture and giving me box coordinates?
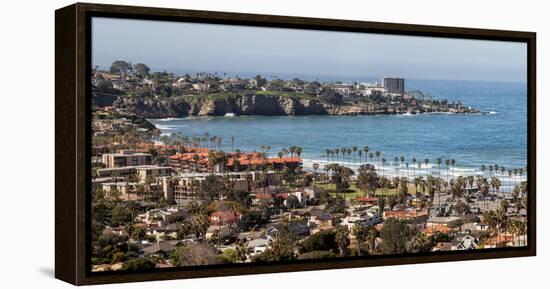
[92,17,527,83]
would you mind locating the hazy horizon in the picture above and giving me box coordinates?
[92,17,527,83]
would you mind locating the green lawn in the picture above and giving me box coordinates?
[314,181,421,200]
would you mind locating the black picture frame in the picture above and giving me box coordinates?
[55,2,536,285]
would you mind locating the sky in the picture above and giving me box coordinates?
[92,17,527,83]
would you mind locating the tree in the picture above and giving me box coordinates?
[454,201,470,216]
[134,63,150,76]
[193,213,210,242]
[235,240,249,262]
[334,225,350,256]
[110,60,132,74]
[122,258,156,271]
[409,232,432,253]
[299,230,337,253]
[111,204,133,226]
[96,79,114,92]
[221,248,239,263]
[357,164,378,197]
[170,243,223,266]
[399,177,409,205]
[330,164,353,197]
[319,88,343,104]
[199,174,230,201]
[255,74,267,88]
[298,251,337,260]
[177,220,194,243]
[286,194,300,209]
[365,225,379,255]
[352,222,367,256]
[253,227,297,262]
[379,218,414,254]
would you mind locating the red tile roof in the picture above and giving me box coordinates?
[356,196,379,203]
[254,193,274,200]
[384,210,428,219]
[210,211,240,224]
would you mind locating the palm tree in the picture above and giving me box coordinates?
[235,240,249,263]
[352,222,367,256]
[480,165,486,178]
[491,177,502,198]
[369,153,374,172]
[335,148,340,164]
[178,221,194,245]
[289,146,296,158]
[394,156,399,177]
[436,158,442,179]
[363,146,369,165]
[400,156,405,176]
[352,146,358,166]
[312,163,320,178]
[450,159,456,178]
[295,146,302,160]
[194,212,210,243]
[519,168,524,183]
[381,158,386,177]
[445,159,450,181]
[508,169,514,191]
[365,225,379,255]
[192,154,200,172]
[335,225,350,257]
[424,159,430,176]
[358,150,363,165]
[413,177,420,198]
[513,168,519,187]
[341,147,347,165]
[375,151,381,170]
[412,157,417,178]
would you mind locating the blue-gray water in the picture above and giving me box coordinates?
[149,79,527,186]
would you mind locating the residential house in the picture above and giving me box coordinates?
[140,240,181,258]
[451,233,478,250]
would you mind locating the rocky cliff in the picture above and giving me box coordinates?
[113,94,331,118]
[111,93,478,118]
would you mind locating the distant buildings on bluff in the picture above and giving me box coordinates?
[383,77,405,94]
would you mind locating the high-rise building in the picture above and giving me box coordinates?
[383,77,405,94]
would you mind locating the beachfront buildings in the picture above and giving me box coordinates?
[102,150,153,168]
[168,148,302,173]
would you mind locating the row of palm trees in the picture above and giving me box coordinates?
[160,132,226,152]
[324,146,380,169]
[277,146,303,159]
[322,145,527,185]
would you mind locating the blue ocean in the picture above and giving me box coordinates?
[149,79,527,186]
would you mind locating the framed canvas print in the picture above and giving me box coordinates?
[55,3,536,285]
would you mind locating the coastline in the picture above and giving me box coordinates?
[300,158,526,189]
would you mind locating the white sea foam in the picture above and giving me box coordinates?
[154,124,177,130]
[155,117,186,122]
